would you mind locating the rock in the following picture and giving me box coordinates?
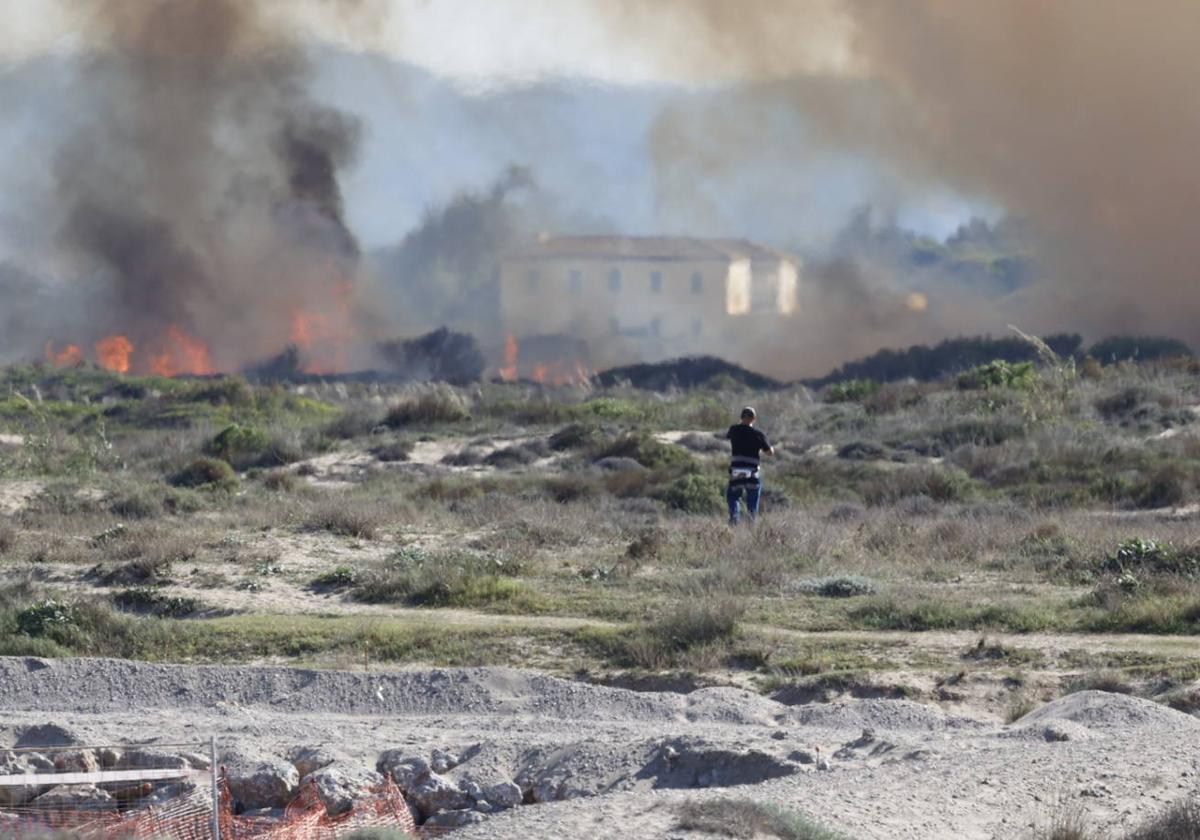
[118,750,190,771]
[424,808,486,829]
[787,749,815,765]
[407,772,471,818]
[222,751,300,810]
[1043,720,1090,742]
[32,784,116,811]
[141,781,198,807]
[532,778,562,803]
[14,724,80,749]
[97,748,123,769]
[482,780,523,809]
[303,764,384,816]
[0,752,52,807]
[288,745,339,778]
[180,752,212,771]
[770,730,787,741]
[377,751,431,788]
[431,748,460,774]
[54,750,100,774]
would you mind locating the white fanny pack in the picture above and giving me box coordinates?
[730,466,759,480]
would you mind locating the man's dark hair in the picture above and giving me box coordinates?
[740,407,756,421]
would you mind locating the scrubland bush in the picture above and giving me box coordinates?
[112,587,203,617]
[676,798,849,840]
[823,378,879,403]
[590,433,693,470]
[957,360,1037,391]
[325,405,386,439]
[354,548,528,608]
[622,597,745,669]
[170,457,238,491]
[659,474,722,514]
[385,388,469,426]
[303,497,386,539]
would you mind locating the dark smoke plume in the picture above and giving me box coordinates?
[46,0,373,372]
[599,0,1200,357]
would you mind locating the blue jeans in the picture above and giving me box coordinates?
[727,483,761,524]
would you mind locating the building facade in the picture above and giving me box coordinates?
[499,236,799,368]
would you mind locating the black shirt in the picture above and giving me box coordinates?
[726,424,771,464]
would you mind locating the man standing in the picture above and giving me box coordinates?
[726,406,774,525]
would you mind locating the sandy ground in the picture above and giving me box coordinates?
[1,657,1197,839]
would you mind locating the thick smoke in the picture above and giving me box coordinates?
[47,0,372,373]
[607,0,1200,355]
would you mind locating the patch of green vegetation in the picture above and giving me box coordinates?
[850,596,1061,632]
[823,378,880,403]
[352,548,541,611]
[957,360,1038,391]
[590,433,694,470]
[169,457,238,491]
[675,798,851,840]
[112,587,204,618]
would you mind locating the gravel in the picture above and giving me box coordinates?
[2,657,1199,839]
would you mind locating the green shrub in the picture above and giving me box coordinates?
[304,499,384,540]
[353,549,528,608]
[325,406,385,439]
[1102,539,1200,577]
[641,598,743,654]
[548,422,606,451]
[371,440,413,463]
[591,434,693,470]
[169,457,238,491]
[1124,798,1200,840]
[957,360,1037,390]
[385,389,469,426]
[1133,463,1189,509]
[675,798,850,840]
[0,524,18,556]
[16,598,78,637]
[658,474,722,514]
[112,587,203,617]
[311,565,358,588]
[859,466,974,505]
[107,488,164,519]
[796,575,877,598]
[824,379,879,403]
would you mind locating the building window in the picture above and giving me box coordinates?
[691,318,702,336]
[690,271,703,294]
[650,271,662,294]
[607,268,622,292]
[526,269,540,292]
[651,317,661,336]
[568,269,583,296]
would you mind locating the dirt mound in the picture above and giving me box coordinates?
[0,659,799,726]
[1016,690,1200,731]
[593,356,781,391]
[790,699,985,732]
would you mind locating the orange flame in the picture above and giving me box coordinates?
[95,335,134,373]
[530,360,591,386]
[148,326,214,377]
[499,334,518,381]
[44,341,84,367]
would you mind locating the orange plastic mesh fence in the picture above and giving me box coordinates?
[1,774,418,839]
[221,776,418,839]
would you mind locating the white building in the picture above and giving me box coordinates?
[499,235,799,368]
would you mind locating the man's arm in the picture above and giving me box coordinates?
[761,432,775,457]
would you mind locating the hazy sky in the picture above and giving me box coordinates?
[0,0,985,253]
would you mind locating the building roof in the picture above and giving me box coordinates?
[505,235,794,263]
